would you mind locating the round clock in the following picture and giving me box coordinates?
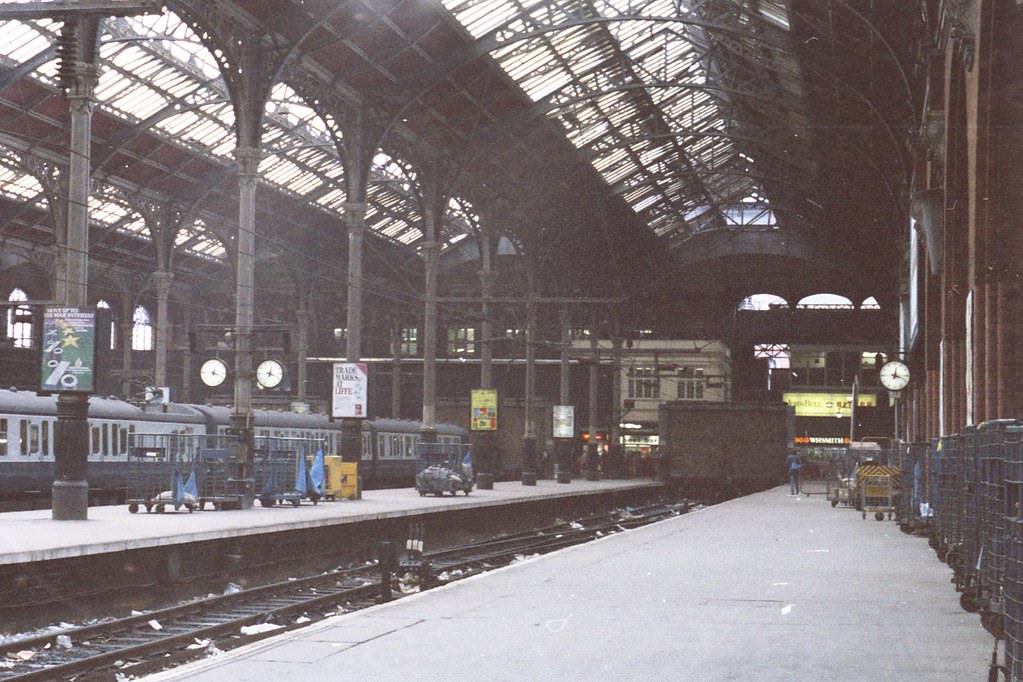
[200,358,228,387]
[256,359,285,389]
[879,359,910,391]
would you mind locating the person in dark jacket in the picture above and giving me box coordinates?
[786,450,802,495]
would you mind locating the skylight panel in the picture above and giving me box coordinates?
[316,188,347,211]
[107,82,169,121]
[441,0,521,39]
[89,197,130,225]
[0,166,42,201]
[604,157,639,186]
[0,20,52,65]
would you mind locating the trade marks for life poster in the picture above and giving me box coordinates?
[331,362,368,419]
[40,306,96,393]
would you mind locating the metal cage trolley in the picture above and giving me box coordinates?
[126,432,202,513]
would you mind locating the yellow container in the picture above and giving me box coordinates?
[324,456,359,500]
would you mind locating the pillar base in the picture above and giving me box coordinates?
[476,472,494,490]
[556,471,572,484]
[51,480,89,520]
[521,471,537,486]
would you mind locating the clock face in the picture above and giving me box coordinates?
[879,360,910,391]
[200,358,228,387]
[256,359,285,389]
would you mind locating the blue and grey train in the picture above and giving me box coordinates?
[0,388,467,505]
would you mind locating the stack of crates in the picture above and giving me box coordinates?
[1004,428,1023,676]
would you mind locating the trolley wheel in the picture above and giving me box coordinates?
[862,511,867,519]
[156,504,165,513]
[290,499,300,507]
[419,490,426,496]
[961,591,980,613]
[875,512,885,521]
[213,502,222,511]
[831,498,838,508]
[128,503,139,514]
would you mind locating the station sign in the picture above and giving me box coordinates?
[331,362,367,418]
[471,389,497,431]
[782,391,876,418]
[39,306,96,393]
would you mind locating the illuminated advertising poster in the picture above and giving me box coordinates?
[552,405,574,438]
[331,362,368,418]
[40,306,96,393]
[471,388,497,431]
[782,392,876,418]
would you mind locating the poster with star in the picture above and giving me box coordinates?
[39,306,96,393]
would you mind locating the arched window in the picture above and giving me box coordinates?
[6,288,33,348]
[96,300,116,349]
[132,305,153,351]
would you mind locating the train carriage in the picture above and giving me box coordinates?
[0,388,469,506]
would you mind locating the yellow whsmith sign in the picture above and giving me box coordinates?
[782,392,877,418]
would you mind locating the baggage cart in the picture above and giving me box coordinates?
[855,463,900,520]
[126,433,200,513]
[415,442,473,496]
[255,437,325,507]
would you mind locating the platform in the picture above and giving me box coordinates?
[0,478,660,565]
[145,486,994,681]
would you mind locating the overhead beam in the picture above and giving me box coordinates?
[0,1,163,19]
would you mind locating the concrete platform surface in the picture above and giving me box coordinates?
[0,479,658,565]
[144,487,994,682]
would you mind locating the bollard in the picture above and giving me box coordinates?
[377,540,396,602]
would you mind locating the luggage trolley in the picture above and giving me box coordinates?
[855,462,900,521]
[126,432,201,513]
[415,442,473,496]
[254,436,326,507]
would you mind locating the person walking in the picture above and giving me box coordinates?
[786,449,802,495]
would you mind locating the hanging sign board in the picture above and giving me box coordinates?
[471,389,497,431]
[39,306,96,393]
[331,362,368,418]
[782,391,876,418]
[553,405,574,439]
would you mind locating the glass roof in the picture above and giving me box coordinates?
[443,0,788,240]
[0,9,475,265]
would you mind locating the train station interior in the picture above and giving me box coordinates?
[2,2,1023,679]
[0,0,1019,496]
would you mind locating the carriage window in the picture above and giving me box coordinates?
[102,423,109,456]
[41,421,49,456]
[0,418,7,455]
[19,419,27,455]
[112,425,119,455]
[92,426,101,454]
[121,426,129,454]
[405,435,415,458]
[29,423,40,454]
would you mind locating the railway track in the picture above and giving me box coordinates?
[0,501,689,680]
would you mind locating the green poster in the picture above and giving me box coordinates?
[40,306,96,393]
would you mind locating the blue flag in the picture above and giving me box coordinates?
[184,468,198,499]
[173,470,185,509]
[309,448,325,498]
